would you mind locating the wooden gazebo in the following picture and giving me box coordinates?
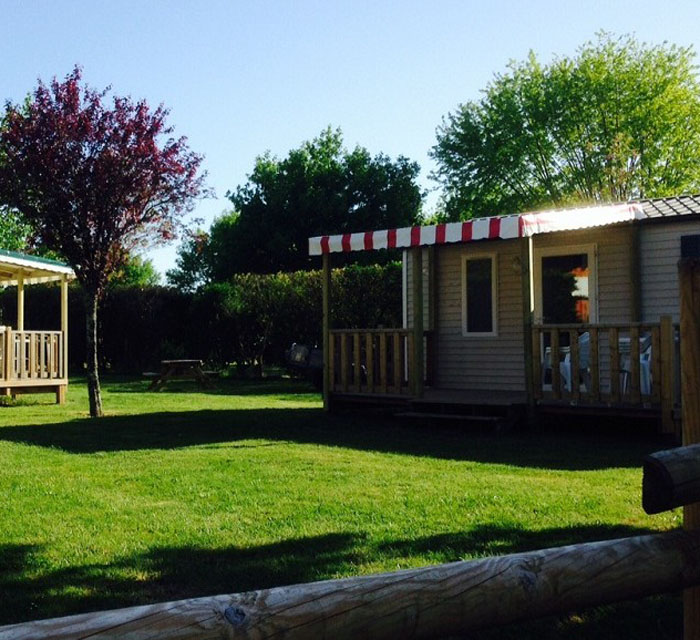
[0,250,75,403]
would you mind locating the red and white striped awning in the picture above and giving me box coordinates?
[308,202,646,256]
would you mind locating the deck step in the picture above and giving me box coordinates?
[395,411,502,423]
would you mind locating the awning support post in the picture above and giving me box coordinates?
[322,253,332,411]
[411,246,424,397]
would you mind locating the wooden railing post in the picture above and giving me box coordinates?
[551,329,561,399]
[3,327,11,381]
[609,327,621,403]
[589,327,600,402]
[679,259,700,640]
[651,326,661,404]
[379,332,388,394]
[340,333,349,393]
[392,332,401,393]
[353,332,361,392]
[569,329,580,402]
[365,332,374,392]
[661,314,675,435]
[531,327,542,401]
[629,325,641,404]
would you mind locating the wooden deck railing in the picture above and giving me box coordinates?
[329,329,432,395]
[0,328,65,382]
[531,319,676,409]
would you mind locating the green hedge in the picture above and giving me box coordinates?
[0,263,402,374]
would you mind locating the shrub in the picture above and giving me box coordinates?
[0,262,402,375]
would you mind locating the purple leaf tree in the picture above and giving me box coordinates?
[0,67,207,416]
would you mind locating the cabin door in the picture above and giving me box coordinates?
[533,244,598,327]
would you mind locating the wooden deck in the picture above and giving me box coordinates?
[331,385,668,433]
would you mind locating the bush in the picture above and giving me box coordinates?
[0,262,402,375]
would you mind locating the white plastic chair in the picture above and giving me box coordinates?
[560,332,590,392]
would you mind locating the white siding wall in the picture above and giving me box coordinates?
[640,220,700,323]
[432,241,525,391]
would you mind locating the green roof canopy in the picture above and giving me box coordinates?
[0,249,75,286]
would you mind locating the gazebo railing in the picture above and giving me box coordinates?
[0,327,65,382]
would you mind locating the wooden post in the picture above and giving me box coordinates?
[411,247,424,397]
[365,332,374,392]
[609,327,620,403]
[322,253,331,411]
[427,246,438,387]
[680,258,700,640]
[643,443,700,514]
[652,326,662,403]
[393,332,401,392]
[5,530,700,640]
[16,272,24,332]
[569,329,580,402]
[551,329,561,399]
[589,328,600,402]
[3,327,11,381]
[379,332,387,394]
[60,276,68,380]
[521,237,535,414]
[629,325,641,404]
[661,314,675,435]
[353,332,361,392]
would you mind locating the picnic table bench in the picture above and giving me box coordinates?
[146,359,216,391]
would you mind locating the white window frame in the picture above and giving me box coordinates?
[533,243,598,324]
[461,252,498,337]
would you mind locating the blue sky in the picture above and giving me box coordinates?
[3,0,700,276]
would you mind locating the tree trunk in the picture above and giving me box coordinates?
[85,288,103,417]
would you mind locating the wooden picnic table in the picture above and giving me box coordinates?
[147,359,215,391]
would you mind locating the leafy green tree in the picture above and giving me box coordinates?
[431,33,700,219]
[0,207,32,251]
[109,254,161,288]
[166,230,211,292]
[169,128,423,283]
[0,68,206,417]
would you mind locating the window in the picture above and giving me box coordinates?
[534,245,597,325]
[462,254,497,336]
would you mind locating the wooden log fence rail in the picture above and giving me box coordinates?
[329,329,432,395]
[531,320,676,415]
[0,531,699,640]
[644,443,700,514]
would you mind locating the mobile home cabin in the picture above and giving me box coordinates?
[309,195,700,433]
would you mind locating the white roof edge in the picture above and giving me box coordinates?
[0,254,75,276]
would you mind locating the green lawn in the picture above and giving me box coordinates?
[0,377,683,637]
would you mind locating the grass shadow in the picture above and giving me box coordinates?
[0,405,666,470]
[105,375,317,396]
[0,532,363,625]
[0,523,680,637]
